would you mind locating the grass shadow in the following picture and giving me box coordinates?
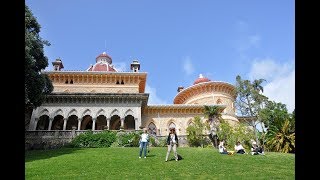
[25,147,83,162]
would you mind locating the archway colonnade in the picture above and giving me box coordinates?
[30,107,141,131]
[35,114,136,131]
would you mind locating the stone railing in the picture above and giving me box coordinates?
[25,130,194,150]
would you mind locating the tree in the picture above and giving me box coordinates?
[259,101,290,130]
[203,105,222,148]
[186,116,208,147]
[259,101,295,152]
[266,119,295,153]
[217,120,254,150]
[235,75,268,146]
[25,5,53,129]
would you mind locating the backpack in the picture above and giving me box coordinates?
[177,154,183,160]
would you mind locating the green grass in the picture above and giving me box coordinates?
[25,147,294,180]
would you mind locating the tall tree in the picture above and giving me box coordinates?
[25,5,53,129]
[259,101,295,152]
[259,101,290,130]
[203,105,222,148]
[235,75,268,146]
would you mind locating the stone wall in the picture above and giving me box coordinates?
[25,130,195,150]
[25,130,87,150]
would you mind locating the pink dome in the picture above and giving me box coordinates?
[193,74,210,85]
[96,52,112,60]
[87,63,117,72]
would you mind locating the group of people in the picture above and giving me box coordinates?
[139,127,180,162]
[218,140,264,155]
[140,128,264,160]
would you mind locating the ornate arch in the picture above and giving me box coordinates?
[39,109,49,117]
[110,109,120,118]
[96,109,106,117]
[52,109,64,118]
[67,109,78,118]
[82,109,92,117]
[187,118,194,126]
[148,122,157,136]
[124,109,134,117]
[167,119,176,130]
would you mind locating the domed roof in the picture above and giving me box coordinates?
[86,51,117,72]
[87,62,117,72]
[96,52,112,64]
[193,74,211,85]
[96,52,112,59]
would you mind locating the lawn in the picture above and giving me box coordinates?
[25,147,294,179]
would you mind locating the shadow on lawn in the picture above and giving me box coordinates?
[25,147,82,162]
[146,154,156,157]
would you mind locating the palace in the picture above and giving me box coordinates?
[28,52,240,137]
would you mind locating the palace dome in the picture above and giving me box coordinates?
[87,63,117,72]
[193,74,210,85]
[87,52,117,72]
[96,52,112,64]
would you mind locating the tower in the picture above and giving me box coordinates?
[130,60,140,72]
[52,58,64,71]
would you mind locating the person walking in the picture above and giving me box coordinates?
[139,128,149,158]
[165,127,179,162]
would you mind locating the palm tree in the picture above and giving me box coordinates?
[252,79,266,93]
[204,105,222,148]
[266,119,295,153]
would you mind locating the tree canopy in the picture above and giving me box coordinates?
[235,75,268,145]
[25,5,53,109]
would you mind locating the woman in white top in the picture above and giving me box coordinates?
[234,141,246,154]
[139,129,149,158]
[218,140,228,154]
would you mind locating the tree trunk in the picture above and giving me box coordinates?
[253,124,259,146]
[214,135,218,148]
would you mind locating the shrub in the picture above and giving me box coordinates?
[70,130,117,148]
[217,120,254,150]
[186,116,209,147]
[112,131,142,147]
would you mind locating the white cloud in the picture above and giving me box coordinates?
[183,56,194,76]
[248,59,295,112]
[145,84,168,105]
[248,59,292,80]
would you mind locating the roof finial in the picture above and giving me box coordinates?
[199,74,203,78]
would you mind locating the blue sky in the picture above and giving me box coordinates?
[26,0,295,113]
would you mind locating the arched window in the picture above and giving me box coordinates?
[168,122,176,130]
[148,123,157,136]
